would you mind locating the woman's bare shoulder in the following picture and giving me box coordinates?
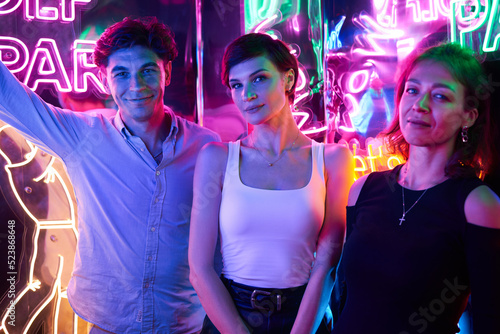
[323,143,353,170]
[196,141,231,174]
[347,174,370,206]
[465,185,500,229]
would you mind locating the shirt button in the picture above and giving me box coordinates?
[155,198,159,203]
[141,148,145,152]
[156,171,160,176]
[151,227,156,232]
[148,256,153,261]
[144,283,149,288]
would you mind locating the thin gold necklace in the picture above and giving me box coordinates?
[250,129,300,167]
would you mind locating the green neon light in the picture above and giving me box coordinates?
[483,0,500,52]
[460,0,489,46]
[244,0,258,32]
[450,0,459,42]
[245,0,280,32]
[258,0,279,19]
[450,0,500,53]
[308,0,323,79]
[244,0,298,32]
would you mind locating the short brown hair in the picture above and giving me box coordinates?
[93,16,178,69]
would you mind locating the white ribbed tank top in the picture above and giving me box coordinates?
[219,140,326,288]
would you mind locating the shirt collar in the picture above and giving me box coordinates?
[113,106,179,141]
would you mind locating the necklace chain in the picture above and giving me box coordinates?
[399,185,428,226]
[398,164,449,225]
[399,164,427,226]
[251,129,300,167]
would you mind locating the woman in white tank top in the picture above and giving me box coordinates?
[189,33,353,334]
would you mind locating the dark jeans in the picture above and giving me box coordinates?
[201,276,331,334]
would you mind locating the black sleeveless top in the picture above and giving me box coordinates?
[332,165,500,334]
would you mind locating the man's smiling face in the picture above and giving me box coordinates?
[101,45,171,125]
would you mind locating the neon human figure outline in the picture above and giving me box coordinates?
[0,124,79,333]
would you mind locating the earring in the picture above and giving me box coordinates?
[461,126,469,143]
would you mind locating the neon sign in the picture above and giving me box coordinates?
[405,0,451,23]
[348,70,370,94]
[0,36,106,94]
[338,138,404,179]
[24,38,72,92]
[0,36,29,73]
[326,16,345,51]
[0,0,92,22]
[450,0,500,53]
[373,0,500,54]
[0,0,103,94]
[352,14,405,56]
[375,0,451,27]
[72,39,106,93]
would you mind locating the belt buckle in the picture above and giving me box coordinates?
[250,289,282,311]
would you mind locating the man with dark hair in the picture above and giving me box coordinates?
[0,16,219,333]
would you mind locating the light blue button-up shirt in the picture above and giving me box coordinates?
[0,61,220,333]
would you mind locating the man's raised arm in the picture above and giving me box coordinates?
[0,60,91,159]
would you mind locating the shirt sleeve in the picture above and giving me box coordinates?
[0,60,90,159]
[465,223,500,333]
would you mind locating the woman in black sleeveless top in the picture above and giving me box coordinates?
[332,43,500,334]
